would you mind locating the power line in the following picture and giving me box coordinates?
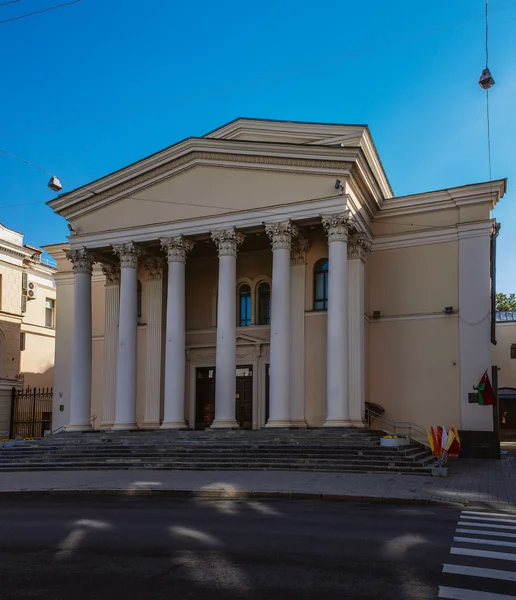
[0,1,22,7]
[0,0,81,26]
[0,147,54,175]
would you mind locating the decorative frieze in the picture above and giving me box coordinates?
[65,247,95,275]
[211,228,245,257]
[160,235,195,263]
[265,220,298,251]
[322,212,351,243]
[291,238,309,265]
[144,258,166,280]
[101,263,120,285]
[112,242,143,269]
[347,232,372,261]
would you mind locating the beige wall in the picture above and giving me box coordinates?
[369,317,460,429]
[492,323,516,389]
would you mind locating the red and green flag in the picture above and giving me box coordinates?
[474,371,496,406]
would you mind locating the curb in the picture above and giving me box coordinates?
[0,489,514,510]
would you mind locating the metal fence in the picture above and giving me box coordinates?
[9,387,53,439]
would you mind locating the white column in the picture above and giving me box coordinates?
[112,242,142,430]
[141,258,165,428]
[211,228,244,428]
[323,213,351,427]
[160,236,194,428]
[290,238,309,427]
[65,247,95,431]
[265,220,298,427]
[100,264,120,429]
[347,233,371,426]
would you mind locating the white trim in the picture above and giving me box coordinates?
[369,312,458,323]
[305,310,328,317]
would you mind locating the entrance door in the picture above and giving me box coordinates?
[195,368,216,429]
[236,366,253,429]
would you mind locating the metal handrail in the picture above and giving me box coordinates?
[50,414,97,436]
[365,409,428,442]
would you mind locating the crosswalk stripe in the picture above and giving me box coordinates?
[457,528,516,539]
[462,511,516,520]
[443,563,516,582]
[451,547,516,561]
[439,585,516,599]
[454,536,516,549]
[460,516,516,525]
[460,522,516,531]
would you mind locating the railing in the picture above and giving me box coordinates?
[365,408,429,446]
[50,414,97,436]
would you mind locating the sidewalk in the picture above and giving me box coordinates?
[1,451,515,509]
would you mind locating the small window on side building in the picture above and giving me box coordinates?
[45,298,55,328]
[511,344,516,359]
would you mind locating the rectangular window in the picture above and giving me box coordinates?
[511,345,516,359]
[45,298,55,328]
[20,332,25,351]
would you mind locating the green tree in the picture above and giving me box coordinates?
[495,293,516,311]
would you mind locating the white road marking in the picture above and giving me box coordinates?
[460,516,516,525]
[456,528,516,539]
[451,547,516,561]
[443,563,516,582]
[439,585,516,599]
[462,511,516,520]
[454,536,516,549]
[459,522,516,531]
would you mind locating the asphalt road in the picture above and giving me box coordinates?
[0,496,461,600]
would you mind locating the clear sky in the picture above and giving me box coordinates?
[0,0,514,289]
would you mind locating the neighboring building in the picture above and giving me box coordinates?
[46,118,506,451]
[0,223,56,435]
[492,311,516,431]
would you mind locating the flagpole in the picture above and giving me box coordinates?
[492,364,501,459]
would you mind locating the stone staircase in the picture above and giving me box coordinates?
[0,429,436,475]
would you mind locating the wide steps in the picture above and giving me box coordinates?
[0,429,435,475]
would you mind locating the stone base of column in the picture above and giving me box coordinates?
[111,422,138,431]
[349,420,367,428]
[289,419,307,428]
[139,421,161,430]
[323,418,353,428]
[265,419,292,428]
[100,422,114,430]
[65,423,93,432]
[160,420,188,430]
[210,419,239,429]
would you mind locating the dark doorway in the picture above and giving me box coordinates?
[236,366,253,429]
[195,368,216,429]
[499,388,516,429]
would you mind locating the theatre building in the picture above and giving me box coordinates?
[45,118,506,440]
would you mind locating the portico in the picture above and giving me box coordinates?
[63,210,369,431]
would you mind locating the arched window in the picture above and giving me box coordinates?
[257,282,271,325]
[239,284,251,326]
[314,259,328,310]
[137,280,142,324]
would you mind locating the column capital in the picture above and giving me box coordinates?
[322,212,351,243]
[112,242,143,269]
[211,228,245,257]
[101,263,120,285]
[265,220,298,251]
[65,246,96,275]
[347,232,372,261]
[160,235,195,263]
[145,257,166,280]
[291,237,310,265]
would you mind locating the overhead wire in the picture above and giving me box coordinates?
[0,1,22,7]
[0,0,81,25]
[0,147,54,176]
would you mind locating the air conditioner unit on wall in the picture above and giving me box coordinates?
[27,282,38,299]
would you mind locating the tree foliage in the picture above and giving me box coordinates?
[495,293,516,311]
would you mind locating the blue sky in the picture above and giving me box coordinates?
[0,0,514,289]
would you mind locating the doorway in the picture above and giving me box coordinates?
[236,366,253,429]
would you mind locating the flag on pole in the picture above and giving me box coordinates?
[474,370,496,406]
